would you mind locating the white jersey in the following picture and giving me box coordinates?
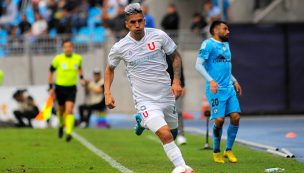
[108,28,177,105]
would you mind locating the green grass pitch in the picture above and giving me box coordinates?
[0,129,303,173]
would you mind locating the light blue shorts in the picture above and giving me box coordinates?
[206,87,241,120]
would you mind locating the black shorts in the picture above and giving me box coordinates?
[55,85,77,106]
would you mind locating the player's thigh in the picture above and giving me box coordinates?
[206,91,226,119]
[163,104,178,130]
[225,92,241,115]
[136,103,167,133]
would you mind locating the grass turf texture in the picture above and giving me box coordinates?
[0,129,303,173]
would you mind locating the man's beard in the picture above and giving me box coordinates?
[65,53,72,57]
[219,35,229,42]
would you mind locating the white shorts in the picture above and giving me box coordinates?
[136,101,178,133]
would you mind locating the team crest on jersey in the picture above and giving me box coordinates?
[61,63,67,69]
[147,42,156,51]
[128,50,133,56]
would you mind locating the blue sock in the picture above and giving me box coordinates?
[213,124,222,153]
[226,124,239,151]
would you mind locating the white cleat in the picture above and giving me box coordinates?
[176,135,187,145]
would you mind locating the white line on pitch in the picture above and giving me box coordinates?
[72,132,134,173]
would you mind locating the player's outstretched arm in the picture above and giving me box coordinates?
[104,65,116,109]
[168,50,183,98]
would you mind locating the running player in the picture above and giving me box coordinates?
[195,20,242,163]
[48,40,85,142]
[104,3,193,172]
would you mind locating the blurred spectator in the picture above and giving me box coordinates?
[29,12,48,36]
[161,4,179,38]
[203,0,221,24]
[78,68,106,128]
[71,0,89,30]
[212,0,231,22]
[89,0,104,7]
[46,0,59,31]
[19,14,32,34]
[102,0,128,26]
[0,0,17,30]
[254,0,273,10]
[190,12,207,37]
[8,26,24,54]
[54,0,73,34]
[108,4,128,41]
[142,3,155,28]
[13,89,39,128]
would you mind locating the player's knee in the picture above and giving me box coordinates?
[230,113,240,125]
[156,128,174,144]
[215,118,225,127]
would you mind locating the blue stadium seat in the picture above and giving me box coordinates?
[25,6,35,24]
[0,48,6,58]
[0,29,8,45]
[73,27,91,44]
[87,7,102,29]
[92,27,106,43]
[12,0,20,5]
[88,7,101,18]
[49,28,57,38]
[0,29,7,58]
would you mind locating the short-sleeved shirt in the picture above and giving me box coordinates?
[197,38,232,88]
[51,53,82,86]
[0,69,3,85]
[108,28,177,105]
[85,79,104,105]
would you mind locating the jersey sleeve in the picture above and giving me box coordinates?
[197,40,212,60]
[51,56,59,69]
[108,44,121,69]
[160,30,177,55]
[78,55,83,68]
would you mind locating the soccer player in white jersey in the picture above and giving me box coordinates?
[104,3,194,172]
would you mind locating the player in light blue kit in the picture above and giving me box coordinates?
[195,21,242,163]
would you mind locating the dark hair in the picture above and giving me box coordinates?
[62,39,72,47]
[193,12,202,18]
[13,89,26,99]
[168,3,176,8]
[209,20,227,35]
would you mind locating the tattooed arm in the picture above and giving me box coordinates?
[168,50,183,98]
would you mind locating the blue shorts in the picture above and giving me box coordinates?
[206,87,241,120]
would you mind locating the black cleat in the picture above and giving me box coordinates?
[66,134,72,142]
[58,127,64,138]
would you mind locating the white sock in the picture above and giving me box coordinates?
[163,141,186,167]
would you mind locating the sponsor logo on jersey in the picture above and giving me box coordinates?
[213,55,231,63]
